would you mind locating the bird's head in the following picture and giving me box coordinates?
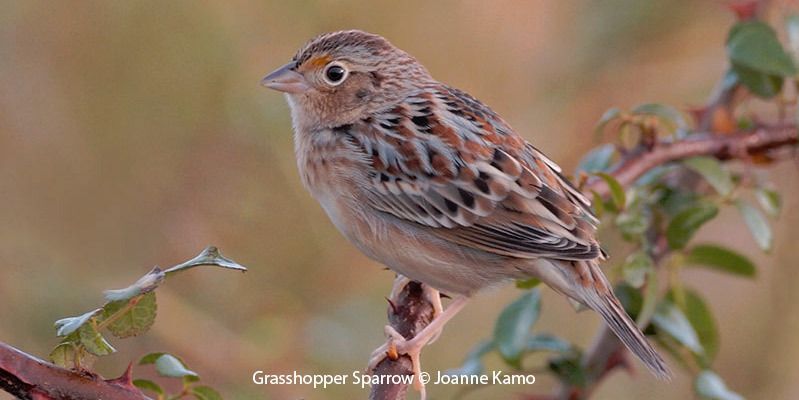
[262,30,432,129]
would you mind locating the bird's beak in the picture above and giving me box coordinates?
[261,61,309,94]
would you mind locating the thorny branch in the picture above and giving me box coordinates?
[0,341,151,400]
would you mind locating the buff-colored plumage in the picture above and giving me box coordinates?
[263,30,671,380]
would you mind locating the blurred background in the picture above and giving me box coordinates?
[1,1,798,399]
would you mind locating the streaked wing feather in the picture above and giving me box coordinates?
[350,85,600,260]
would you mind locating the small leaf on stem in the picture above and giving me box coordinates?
[652,301,703,355]
[49,342,78,368]
[192,386,223,400]
[736,200,773,251]
[695,370,744,400]
[78,323,116,356]
[754,187,781,218]
[101,291,158,338]
[685,244,756,277]
[133,379,164,396]
[683,157,734,197]
[666,202,719,249]
[153,353,199,379]
[596,172,626,211]
[576,144,615,175]
[493,289,541,368]
[55,308,102,337]
[164,246,248,275]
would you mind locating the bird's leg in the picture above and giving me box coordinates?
[368,294,470,399]
[388,275,412,300]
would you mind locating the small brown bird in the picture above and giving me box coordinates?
[262,30,670,392]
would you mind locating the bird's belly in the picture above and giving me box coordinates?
[316,195,516,295]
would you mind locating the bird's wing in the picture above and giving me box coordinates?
[348,85,602,260]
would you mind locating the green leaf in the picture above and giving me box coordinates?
[515,278,541,289]
[576,144,615,174]
[660,188,701,217]
[786,14,799,55]
[154,354,199,379]
[666,202,719,249]
[591,191,605,218]
[652,300,703,354]
[594,107,623,137]
[632,103,688,130]
[736,200,773,251]
[596,172,626,211]
[54,309,102,337]
[681,290,719,364]
[493,289,541,367]
[49,342,78,368]
[727,21,797,76]
[683,157,734,197]
[615,283,643,320]
[139,352,166,365]
[685,244,756,277]
[192,386,223,400]
[163,246,248,275]
[447,340,494,376]
[525,334,573,354]
[695,370,744,400]
[101,291,157,338]
[637,269,659,328]
[615,207,651,239]
[754,188,781,218]
[731,64,783,98]
[133,379,164,396]
[621,251,654,289]
[77,323,116,356]
[548,354,587,388]
[635,164,673,186]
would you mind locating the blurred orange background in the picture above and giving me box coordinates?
[1,1,798,399]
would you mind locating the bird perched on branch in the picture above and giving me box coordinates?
[262,29,670,396]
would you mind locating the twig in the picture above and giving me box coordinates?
[586,124,797,198]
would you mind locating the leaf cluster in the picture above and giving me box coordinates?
[455,14,795,400]
[50,246,246,399]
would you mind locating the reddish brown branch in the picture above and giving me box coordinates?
[586,125,797,198]
[0,341,150,400]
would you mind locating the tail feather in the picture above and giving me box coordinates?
[580,286,672,380]
[529,258,672,379]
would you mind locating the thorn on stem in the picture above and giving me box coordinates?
[106,362,135,388]
[385,297,398,314]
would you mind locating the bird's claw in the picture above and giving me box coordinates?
[367,325,429,399]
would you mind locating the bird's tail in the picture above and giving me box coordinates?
[578,281,672,380]
[531,258,672,379]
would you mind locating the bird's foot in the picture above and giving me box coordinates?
[367,296,470,400]
[367,324,433,399]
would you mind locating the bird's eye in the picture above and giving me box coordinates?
[323,62,348,86]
